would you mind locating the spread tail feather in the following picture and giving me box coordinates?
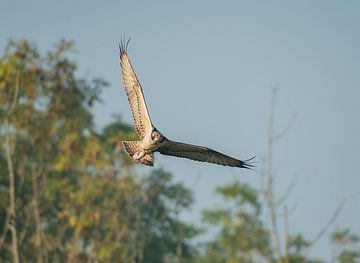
[122,141,141,157]
[122,141,154,166]
[140,153,154,166]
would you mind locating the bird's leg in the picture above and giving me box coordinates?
[133,151,146,160]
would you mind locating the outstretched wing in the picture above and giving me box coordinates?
[119,39,152,139]
[158,140,254,168]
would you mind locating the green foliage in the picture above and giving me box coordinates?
[202,182,271,263]
[0,39,359,263]
[284,234,324,263]
[0,40,197,263]
[331,229,360,263]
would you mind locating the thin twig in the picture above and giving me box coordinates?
[273,112,297,142]
[305,199,346,259]
[310,199,345,246]
[277,175,297,206]
[265,86,282,263]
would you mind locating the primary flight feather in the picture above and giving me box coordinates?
[118,39,254,168]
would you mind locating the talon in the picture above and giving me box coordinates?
[133,151,146,160]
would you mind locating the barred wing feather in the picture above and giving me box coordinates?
[158,140,254,168]
[119,40,152,138]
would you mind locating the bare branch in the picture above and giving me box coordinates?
[277,175,297,206]
[265,86,283,263]
[274,112,297,142]
[304,199,346,261]
[310,199,346,246]
[286,201,299,217]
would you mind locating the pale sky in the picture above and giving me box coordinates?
[1,1,360,260]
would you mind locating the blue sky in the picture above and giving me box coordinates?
[1,1,360,259]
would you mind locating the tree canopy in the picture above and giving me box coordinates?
[0,40,358,263]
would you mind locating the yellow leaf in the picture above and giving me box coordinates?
[69,215,77,226]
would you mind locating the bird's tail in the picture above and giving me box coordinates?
[122,141,154,166]
[122,141,141,157]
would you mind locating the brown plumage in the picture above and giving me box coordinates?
[119,39,152,139]
[158,141,254,168]
[118,38,254,169]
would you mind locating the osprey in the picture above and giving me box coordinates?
[119,39,254,168]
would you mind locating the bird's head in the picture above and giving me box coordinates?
[151,128,164,143]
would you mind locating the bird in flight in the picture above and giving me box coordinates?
[119,38,254,168]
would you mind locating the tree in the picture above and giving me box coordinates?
[1,39,358,263]
[331,229,360,263]
[196,88,358,263]
[201,182,272,263]
[0,39,198,263]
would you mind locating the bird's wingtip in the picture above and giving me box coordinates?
[119,36,132,55]
[241,156,257,169]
